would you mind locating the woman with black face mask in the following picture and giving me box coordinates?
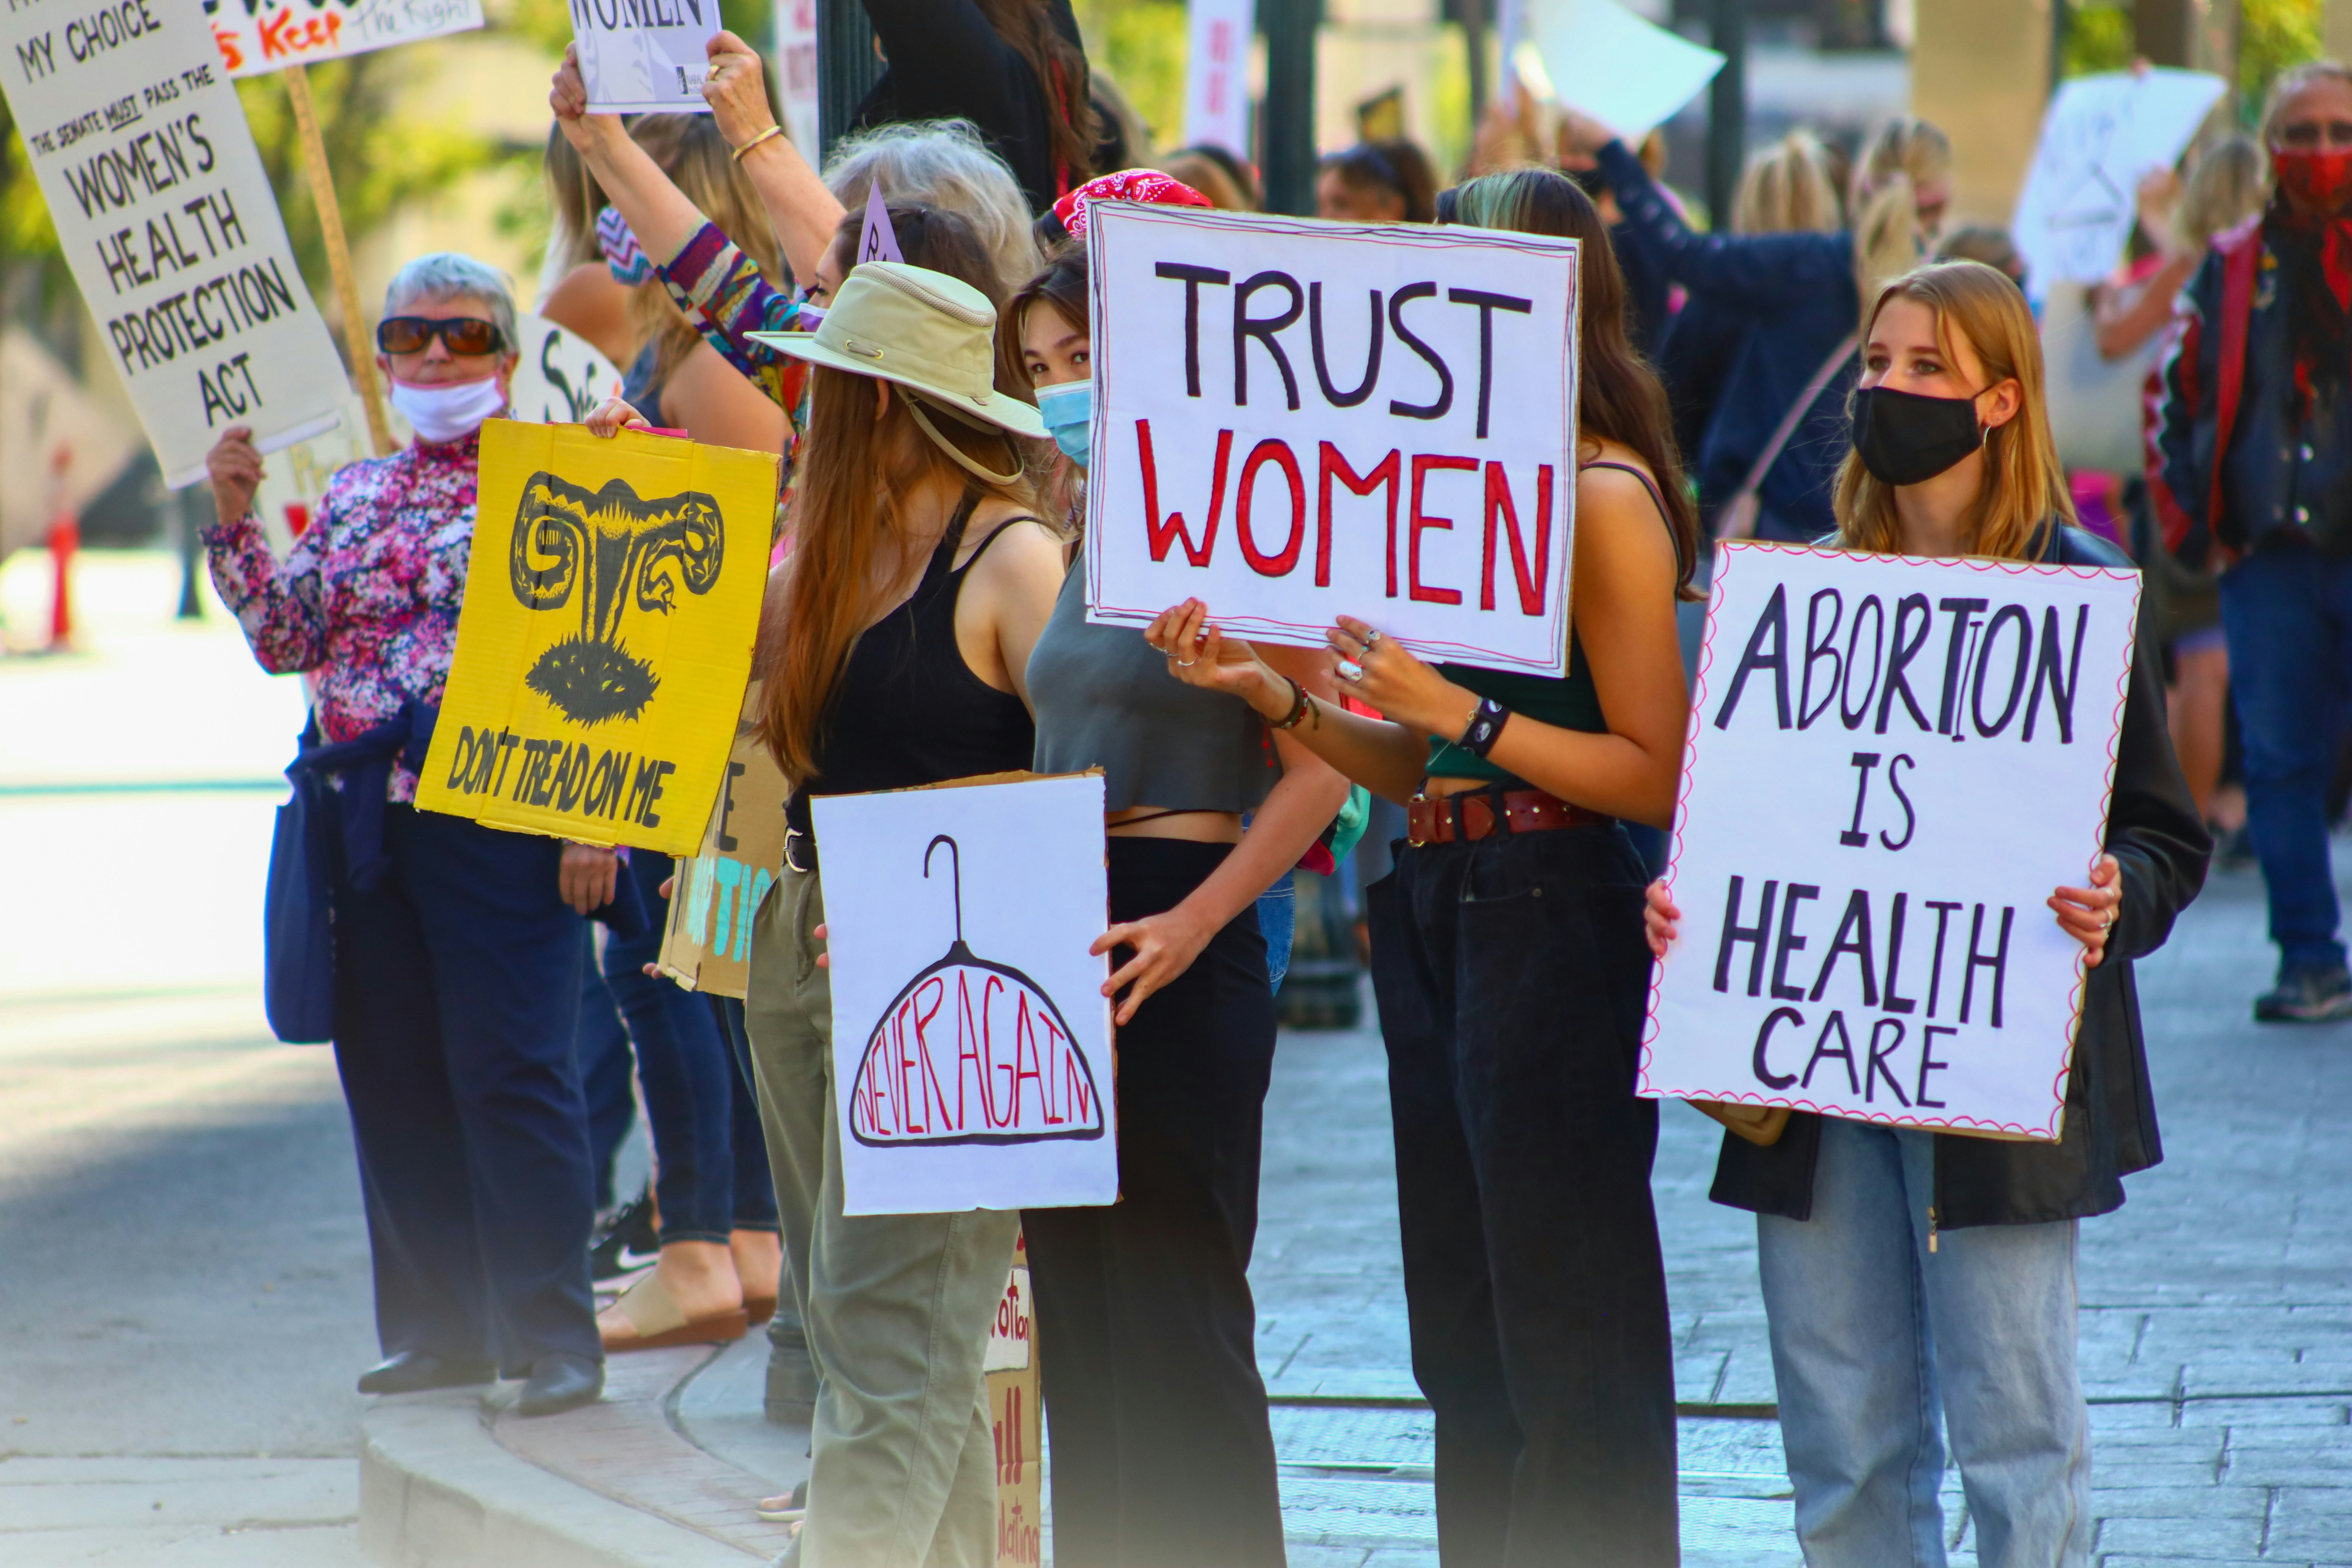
[1648,261,2210,1568]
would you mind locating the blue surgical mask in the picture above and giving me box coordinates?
[1034,378,1092,468]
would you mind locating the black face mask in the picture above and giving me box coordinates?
[1851,384,1984,486]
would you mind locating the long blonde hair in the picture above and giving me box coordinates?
[627,116,786,386]
[1735,131,1840,236]
[1850,118,1950,324]
[1833,261,2075,560]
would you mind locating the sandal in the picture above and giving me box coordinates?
[744,1293,779,1328]
[756,1480,807,1523]
[599,1270,749,1352]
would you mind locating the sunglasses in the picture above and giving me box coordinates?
[377,315,507,356]
[2280,118,2352,149]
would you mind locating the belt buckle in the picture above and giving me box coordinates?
[783,826,814,874]
[1407,793,1436,848]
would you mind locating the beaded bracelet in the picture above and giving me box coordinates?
[1266,676,1313,731]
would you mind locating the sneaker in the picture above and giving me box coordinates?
[589,1184,660,1282]
[2254,964,2352,1023]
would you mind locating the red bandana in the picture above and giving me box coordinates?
[1049,170,1215,242]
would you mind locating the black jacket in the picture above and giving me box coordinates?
[853,0,1085,216]
[1710,525,2211,1229]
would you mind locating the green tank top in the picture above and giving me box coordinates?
[1421,461,1674,783]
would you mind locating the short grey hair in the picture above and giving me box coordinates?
[384,253,519,354]
[822,120,1040,294]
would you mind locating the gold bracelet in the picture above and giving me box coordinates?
[729,124,785,162]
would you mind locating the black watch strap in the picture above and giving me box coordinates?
[1458,697,1511,759]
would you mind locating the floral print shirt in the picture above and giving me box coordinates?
[204,430,484,802]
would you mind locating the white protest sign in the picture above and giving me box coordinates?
[2012,68,2227,296]
[2,0,349,488]
[570,0,717,114]
[1640,544,2142,1141]
[1182,0,1251,157]
[1532,0,1724,141]
[1087,204,1580,676]
[810,773,1116,1217]
[204,0,482,78]
[772,0,816,167]
[506,312,625,426]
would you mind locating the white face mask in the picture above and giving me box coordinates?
[389,374,505,444]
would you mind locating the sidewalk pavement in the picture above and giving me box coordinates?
[360,848,2352,1568]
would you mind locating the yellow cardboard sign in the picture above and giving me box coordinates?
[416,421,777,856]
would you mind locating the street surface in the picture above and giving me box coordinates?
[6,550,2352,1565]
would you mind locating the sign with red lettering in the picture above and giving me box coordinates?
[1,0,349,486]
[1084,203,1580,675]
[1640,544,2142,1141]
[810,772,1116,1216]
[203,0,483,77]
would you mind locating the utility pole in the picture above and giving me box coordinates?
[1704,0,1747,230]
[818,0,881,164]
[1262,0,1320,216]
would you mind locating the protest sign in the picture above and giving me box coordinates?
[570,0,718,113]
[1,0,350,487]
[810,772,1116,1217]
[1639,544,2142,1141]
[2012,68,2226,297]
[772,0,817,165]
[205,0,482,77]
[658,681,789,997]
[416,420,776,856]
[1086,203,1580,676]
[1532,0,1724,142]
[507,313,627,426]
[1181,0,1251,156]
[986,1231,1040,1568]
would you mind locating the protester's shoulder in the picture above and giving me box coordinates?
[2041,522,2132,570]
[963,508,1068,585]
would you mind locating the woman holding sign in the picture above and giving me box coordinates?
[1150,167,1702,1565]
[1648,262,2209,1568]
[1008,172,1352,1567]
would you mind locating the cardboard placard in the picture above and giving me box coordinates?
[205,0,483,77]
[1181,0,1251,157]
[1085,204,1580,676]
[986,1230,1040,1568]
[658,680,789,997]
[2012,68,2227,299]
[508,312,627,426]
[569,0,717,114]
[1,0,350,487]
[810,772,1116,1217]
[1531,0,1724,141]
[1640,544,2142,1141]
[416,420,776,856]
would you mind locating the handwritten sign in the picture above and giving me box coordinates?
[1181,0,1251,156]
[810,772,1115,1216]
[203,0,483,77]
[570,0,717,114]
[507,312,625,426]
[1640,544,2141,1141]
[2,0,349,487]
[2012,68,2226,297]
[1086,204,1580,675]
[416,420,776,856]
[658,681,788,998]
[986,1231,1041,1568]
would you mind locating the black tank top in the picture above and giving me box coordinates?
[789,491,1037,839]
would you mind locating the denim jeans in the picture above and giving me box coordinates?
[1255,871,1296,994]
[602,851,776,1243]
[573,925,637,1212]
[1758,1118,2092,1568]
[2219,539,2352,973]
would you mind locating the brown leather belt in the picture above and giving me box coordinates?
[1406,787,1602,847]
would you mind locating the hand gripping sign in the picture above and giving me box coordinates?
[810,772,1116,1216]
[1641,543,2142,1141]
[570,0,719,113]
[417,421,777,856]
[1084,204,1580,676]
[1,0,350,486]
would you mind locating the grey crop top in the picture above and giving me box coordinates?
[1026,561,1279,812]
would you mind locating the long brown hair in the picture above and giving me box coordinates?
[975,0,1097,188]
[1832,261,2074,561]
[628,115,787,385]
[1439,168,1702,600]
[767,314,1039,783]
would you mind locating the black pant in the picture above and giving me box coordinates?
[333,805,602,1372]
[1367,824,1679,1567]
[1023,838,1286,1568]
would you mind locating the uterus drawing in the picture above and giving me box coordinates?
[508,471,725,726]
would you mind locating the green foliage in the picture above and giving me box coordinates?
[2240,0,2324,120]
[2059,2,2136,79]
[1074,0,1187,153]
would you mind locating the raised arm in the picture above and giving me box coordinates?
[699,31,847,288]
[201,426,329,674]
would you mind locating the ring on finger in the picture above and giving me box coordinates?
[1337,658,1366,683]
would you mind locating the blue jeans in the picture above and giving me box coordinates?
[1256,871,1296,993]
[2220,540,2352,973]
[601,851,776,1243]
[573,925,637,1212]
[1758,1118,2091,1568]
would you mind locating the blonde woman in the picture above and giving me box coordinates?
[1651,263,2209,1568]
[1572,109,1951,541]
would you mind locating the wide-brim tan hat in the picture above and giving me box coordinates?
[748,262,1047,441]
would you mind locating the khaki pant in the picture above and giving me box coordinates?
[743,865,1018,1568]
